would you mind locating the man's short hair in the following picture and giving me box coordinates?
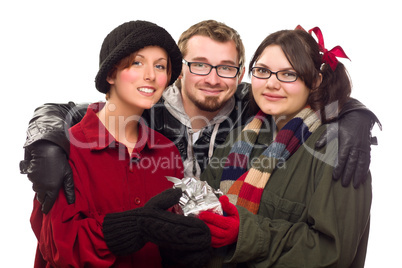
[178,20,245,73]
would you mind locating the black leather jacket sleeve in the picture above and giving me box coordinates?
[23,102,89,154]
[21,95,380,166]
[340,98,382,131]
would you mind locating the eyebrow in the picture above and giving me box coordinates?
[155,58,168,62]
[190,57,237,66]
[255,62,295,71]
[135,54,168,62]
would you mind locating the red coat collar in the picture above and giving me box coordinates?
[80,103,161,153]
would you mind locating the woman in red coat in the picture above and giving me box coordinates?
[30,20,210,268]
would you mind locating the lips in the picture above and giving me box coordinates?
[263,93,284,101]
[137,87,155,94]
[199,88,223,96]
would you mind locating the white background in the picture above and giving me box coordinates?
[0,0,398,266]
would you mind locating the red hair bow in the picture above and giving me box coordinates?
[295,25,350,71]
[308,27,350,71]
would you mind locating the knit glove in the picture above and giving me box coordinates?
[199,195,239,248]
[160,246,212,268]
[103,188,211,256]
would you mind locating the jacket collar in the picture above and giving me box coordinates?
[80,102,159,152]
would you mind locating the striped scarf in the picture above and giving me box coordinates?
[220,106,321,214]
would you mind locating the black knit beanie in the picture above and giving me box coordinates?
[95,20,182,94]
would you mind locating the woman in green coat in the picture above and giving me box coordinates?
[199,26,372,267]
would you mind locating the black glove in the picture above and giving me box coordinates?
[315,111,378,188]
[160,246,212,268]
[103,188,211,257]
[20,140,75,213]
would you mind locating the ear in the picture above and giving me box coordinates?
[237,66,246,83]
[313,73,323,90]
[178,67,184,80]
[106,76,115,85]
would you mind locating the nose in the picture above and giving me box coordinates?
[144,65,156,81]
[204,67,220,85]
[266,73,280,90]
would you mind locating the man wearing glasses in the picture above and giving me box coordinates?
[21,20,379,214]
[167,29,248,178]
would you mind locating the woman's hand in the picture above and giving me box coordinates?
[199,195,239,248]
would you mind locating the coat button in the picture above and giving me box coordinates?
[134,197,141,205]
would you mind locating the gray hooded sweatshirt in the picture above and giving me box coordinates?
[162,83,235,178]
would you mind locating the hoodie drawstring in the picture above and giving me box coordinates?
[208,123,221,161]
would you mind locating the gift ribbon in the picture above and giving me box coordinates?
[166,176,223,208]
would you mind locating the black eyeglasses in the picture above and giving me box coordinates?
[251,67,298,82]
[182,59,240,78]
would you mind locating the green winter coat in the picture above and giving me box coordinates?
[201,120,372,268]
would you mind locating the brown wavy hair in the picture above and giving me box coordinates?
[248,28,351,123]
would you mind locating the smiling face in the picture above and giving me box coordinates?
[252,45,311,129]
[107,46,169,112]
[180,35,244,114]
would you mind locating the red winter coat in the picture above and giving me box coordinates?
[31,103,184,267]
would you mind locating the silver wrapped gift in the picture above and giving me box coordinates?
[166,176,223,217]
